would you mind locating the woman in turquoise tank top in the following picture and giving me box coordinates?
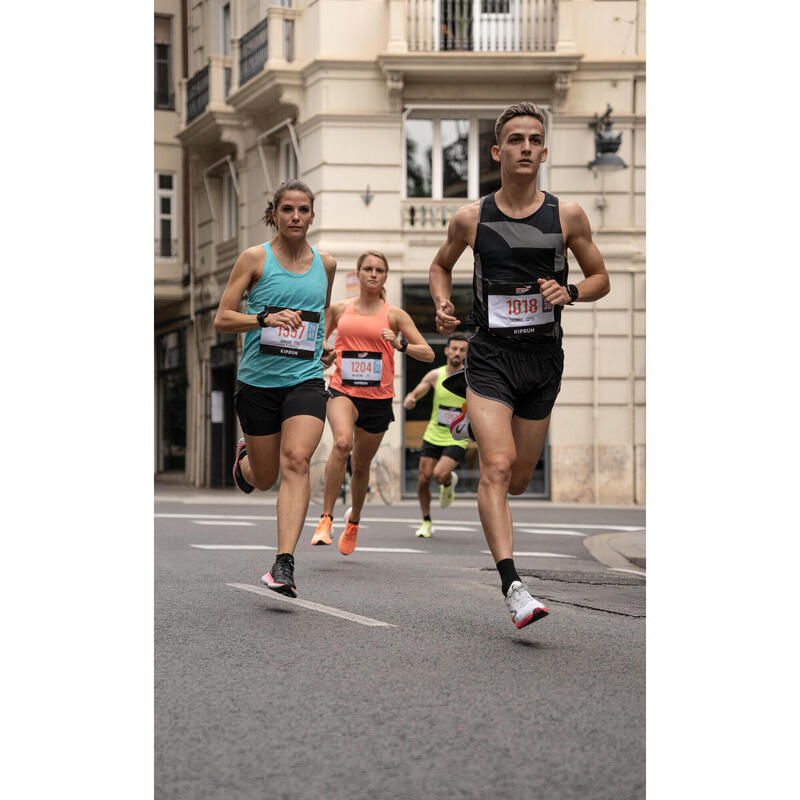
[214,179,337,599]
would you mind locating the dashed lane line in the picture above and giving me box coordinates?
[481,550,577,559]
[517,528,586,537]
[192,520,255,526]
[192,544,276,550]
[226,583,397,628]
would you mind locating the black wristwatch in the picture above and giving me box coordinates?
[566,284,579,305]
[256,307,270,327]
[398,336,408,352]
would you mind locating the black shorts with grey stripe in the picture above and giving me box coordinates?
[465,330,563,420]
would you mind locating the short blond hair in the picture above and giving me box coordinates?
[494,102,546,144]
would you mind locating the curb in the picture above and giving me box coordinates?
[583,531,646,573]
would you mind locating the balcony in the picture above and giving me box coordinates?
[178,56,236,146]
[402,199,464,231]
[227,7,302,115]
[407,0,557,53]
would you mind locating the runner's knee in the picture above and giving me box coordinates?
[481,455,513,485]
[433,465,451,485]
[332,436,352,459]
[281,450,310,477]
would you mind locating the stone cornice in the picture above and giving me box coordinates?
[574,58,646,73]
[378,51,584,79]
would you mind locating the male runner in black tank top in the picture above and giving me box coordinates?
[429,102,610,630]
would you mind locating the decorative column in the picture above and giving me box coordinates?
[387,0,408,53]
[555,0,576,53]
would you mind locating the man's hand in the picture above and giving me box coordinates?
[403,392,417,410]
[435,299,460,335]
[537,278,570,307]
[321,340,336,368]
[267,308,302,328]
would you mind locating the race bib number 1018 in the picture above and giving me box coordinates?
[486,283,554,336]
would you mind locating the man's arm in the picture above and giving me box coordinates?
[403,367,439,410]
[537,202,610,307]
[429,203,478,334]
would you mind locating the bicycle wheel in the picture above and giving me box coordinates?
[372,459,394,505]
[309,459,326,505]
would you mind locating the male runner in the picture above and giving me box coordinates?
[403,333,469,537]
[429,102,610,629]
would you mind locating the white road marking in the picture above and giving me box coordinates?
[406,524,477,532]
[227,583,397,628]
[609,567,646,577]
[351,547,426,553]
[156,512,643,533]
[191,544,276,550]
[517,528,585,537]
[482,550,577,559]
[192,520,255,526]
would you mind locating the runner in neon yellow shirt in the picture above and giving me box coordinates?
[403,333,469,537]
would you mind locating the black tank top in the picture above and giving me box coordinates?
[470,191,567,348]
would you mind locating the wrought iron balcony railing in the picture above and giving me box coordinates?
[186,65,209,123]
[240,18,269,86]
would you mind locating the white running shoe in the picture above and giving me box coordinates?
[439,472,459,508]
[449,405,471,441]
[504,581,549,629]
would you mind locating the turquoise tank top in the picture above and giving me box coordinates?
[237,242,328,388]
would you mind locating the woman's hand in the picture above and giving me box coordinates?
[382,328,401,350]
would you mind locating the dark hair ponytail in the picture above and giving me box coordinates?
[262,179,315,228]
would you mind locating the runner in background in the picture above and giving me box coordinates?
[403,333,469,537]
[311,251,433,554]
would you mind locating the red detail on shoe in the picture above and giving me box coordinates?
[449,409,467,437]
[514,607,549,629]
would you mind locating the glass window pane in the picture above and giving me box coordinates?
[160,197,171,215]
[158,174,173,190]
[478,119,502,198]
[405,119,432,198]
[441,119,469,198]
[160,219,172,254]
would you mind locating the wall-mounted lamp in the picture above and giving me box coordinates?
[361,185,374,206]
[588,105,627,173]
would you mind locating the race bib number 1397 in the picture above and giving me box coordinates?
[259,307,320,360]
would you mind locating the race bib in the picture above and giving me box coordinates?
[259,307,320,360]
[437,404,461,427]
[341,350,383,386]
[486,282,554,336]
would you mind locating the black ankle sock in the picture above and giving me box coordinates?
[321,513,333,521]
[496,558,520,596]
[423,515,431,522]
[442,480,451,487]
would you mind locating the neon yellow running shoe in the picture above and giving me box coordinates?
[415,520,433,538]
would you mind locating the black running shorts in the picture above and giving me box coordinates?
[465,331,564,420]
[327,387,395,434]
[234,378,327,436]
[419,440,467,464]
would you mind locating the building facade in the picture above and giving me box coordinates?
[156,0,646,504]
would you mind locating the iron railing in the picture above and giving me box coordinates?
[155,238,179,258]
[186,65,209,123]
[240,18,269,86]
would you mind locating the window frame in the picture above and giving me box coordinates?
[155,171,177,260]
[154,15,174,110]
[402,106,550,200]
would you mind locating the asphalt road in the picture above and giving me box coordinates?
[155,491,645,800]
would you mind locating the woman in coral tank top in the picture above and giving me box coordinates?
[311,251,433,554]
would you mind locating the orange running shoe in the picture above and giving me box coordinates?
[337,507,358,555]
[311,514,333,545]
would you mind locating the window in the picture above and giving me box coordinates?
[279,139,298,182]
[154,15,174,110]
[404,111,549,200]
[222,3,231,56]
[222,171,238,241]
[405,119,433,198]
[155,172,177,258]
